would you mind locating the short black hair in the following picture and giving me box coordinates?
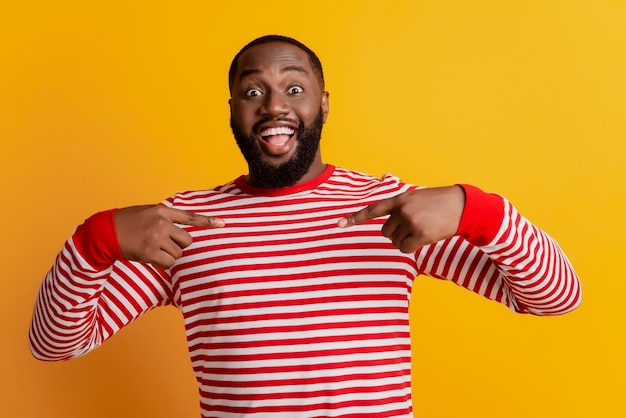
[228,35,325,93]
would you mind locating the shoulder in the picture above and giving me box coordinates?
[161,180,241,209]
[316,167,418,202]
[328,167,416,193]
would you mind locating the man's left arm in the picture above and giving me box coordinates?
[338,184,582,315]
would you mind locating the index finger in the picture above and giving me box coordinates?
[164,206,226,228]
[337,198,396,228]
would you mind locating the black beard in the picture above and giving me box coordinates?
[230,109,324,188]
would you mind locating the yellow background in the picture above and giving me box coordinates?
[1,1,624,417]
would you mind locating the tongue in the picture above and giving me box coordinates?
[265,134,291,146]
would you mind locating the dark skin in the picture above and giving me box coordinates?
[115,205,225,270]
[229,42,329,184]
[337,187,465,253]
[114,41,465,270]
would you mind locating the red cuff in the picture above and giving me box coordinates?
[72,209,123,268]
[456,184,505,246]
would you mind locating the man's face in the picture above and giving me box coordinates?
[229,42,329,188]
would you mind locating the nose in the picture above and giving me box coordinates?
[260,90,289,117]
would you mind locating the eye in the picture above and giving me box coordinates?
[245,88,263,97]
[288,86,304,94]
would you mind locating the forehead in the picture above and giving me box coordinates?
[234,42,314,81]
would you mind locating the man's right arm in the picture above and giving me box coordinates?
[28,206,224,361]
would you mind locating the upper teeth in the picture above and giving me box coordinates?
[261,127,294,137]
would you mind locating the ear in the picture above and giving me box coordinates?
[228,98,232,108]
[321,91,330,123]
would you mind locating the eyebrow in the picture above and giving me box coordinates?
[239,65,309,82]
[281,65,308,75]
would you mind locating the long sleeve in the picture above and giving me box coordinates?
[416,184,582,315]
[29,210,174,361]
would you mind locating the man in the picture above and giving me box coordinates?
[29,35,581,417]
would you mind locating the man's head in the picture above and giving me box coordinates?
[228,35,329,188]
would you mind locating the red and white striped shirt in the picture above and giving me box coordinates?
[29,165,581,417]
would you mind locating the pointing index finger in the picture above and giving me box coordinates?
[166,207,225,228]
[338,198,395,228]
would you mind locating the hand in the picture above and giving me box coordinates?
[114,205,225,270]
[337,186,465,253]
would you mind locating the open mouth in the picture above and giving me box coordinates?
[259,126,296,146]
